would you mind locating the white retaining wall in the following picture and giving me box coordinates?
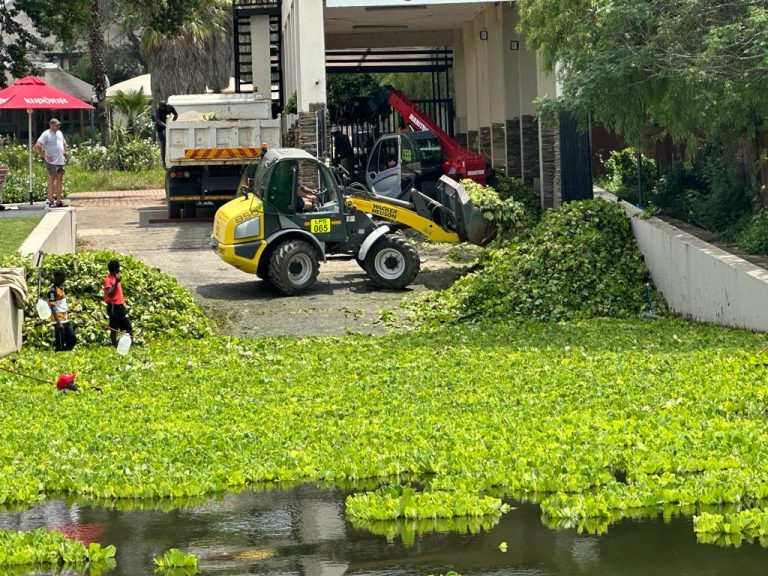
[617,197,768,333]
[0,208,76,357]
[18,208,76,257]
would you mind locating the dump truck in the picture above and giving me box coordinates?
[164,93,281,218]
[210,148,495,295]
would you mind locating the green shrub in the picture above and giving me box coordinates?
[154,548,198,569]
[0,138,29,170]
[1,167,70,203]
[494,172,541,220]
[69,143,111,172]
[107,138,159,171]
[603,147,657,205]
[650,163,705,221]
[0,528,115,567]
[689,149,753,233]
[734,209,768,256]
[0,250,212,349]
[412,198,651,322]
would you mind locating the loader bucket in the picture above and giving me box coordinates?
[433,176,497,246]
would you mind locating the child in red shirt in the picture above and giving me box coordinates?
[103,259,132,347]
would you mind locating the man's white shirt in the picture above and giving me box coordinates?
[37,129,67,165]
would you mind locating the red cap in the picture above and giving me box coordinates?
[56,373,78,391]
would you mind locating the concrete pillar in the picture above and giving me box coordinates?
[250,16,272,97]
[503,2,522,179]
[453,30,468,147]
[474,10,491,163]
[282,0,327,156]
[486,3,506,172]
[462,21,479,152]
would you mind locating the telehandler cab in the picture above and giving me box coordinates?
[210,148,494,295]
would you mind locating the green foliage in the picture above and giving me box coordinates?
[650,163,705,222]
[518,0,768,150]
[734,210,768,256]
[493,172,541,220]
[283,92,297,115]
[603,148,657,205]
[0,317,767,548]
[694,509,768,547]
[327,74,382,123]
[109,89,152,138]
[460,178,533,242]
[154,548,199,569]
[412,198,649,323]
[69,139,159,173]
[0,528,115,567]
[345,485,510,521]
[0,250,212,349]
[1,166,71,204]
[0,138,30,171]
[0,217,41,258]
[353,516,501,547]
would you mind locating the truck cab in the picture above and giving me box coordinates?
[365,131,443,201]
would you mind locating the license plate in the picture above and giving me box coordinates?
[310,218,331,234]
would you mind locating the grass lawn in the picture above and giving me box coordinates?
[2,317,768,544]
[0,217,41,257]
[66,166,165,193]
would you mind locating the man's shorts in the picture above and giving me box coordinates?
[45,162,65,176]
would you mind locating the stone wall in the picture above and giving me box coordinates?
[521,115,539,186]
[491,123,505,170]
[505,118,521,179]
[467,130,479,153]
[539,123,557,209]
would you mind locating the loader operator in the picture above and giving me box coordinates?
[296,184,319,212]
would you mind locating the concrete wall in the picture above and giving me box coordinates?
[18,208,76,257]
[0,285,23,357]
[617,197,768,333]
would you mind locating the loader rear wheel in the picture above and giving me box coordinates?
[268,239,319,295]
[365,234,420,290]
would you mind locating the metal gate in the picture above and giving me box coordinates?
[559,111,593,202]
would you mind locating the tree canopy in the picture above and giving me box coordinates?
[518,0,768,148]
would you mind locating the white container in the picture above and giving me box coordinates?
[116,333,132,356]
[36,298,51,320]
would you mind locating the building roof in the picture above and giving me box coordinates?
[40,65,93,102]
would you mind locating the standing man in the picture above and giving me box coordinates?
[103,259,132,348]
[152,100,178,166]
[47,268,76,352]
[34,118,67,208]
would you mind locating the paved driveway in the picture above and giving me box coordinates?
[71,190,476,337]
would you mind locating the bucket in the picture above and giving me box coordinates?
[116,333,132,356]
[36,298,52,320]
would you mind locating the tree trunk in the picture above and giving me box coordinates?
[89,0,110,145]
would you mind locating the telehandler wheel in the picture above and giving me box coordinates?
[268,239,319,295]
[364,234,420,290]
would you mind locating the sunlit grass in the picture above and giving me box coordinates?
[67,166,165,193]
[0,217,41,257]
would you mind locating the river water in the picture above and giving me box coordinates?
[1,484,767,575]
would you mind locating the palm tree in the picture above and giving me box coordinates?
[141,0,232,102]
[89,0,110,144]
[109,88,151,138]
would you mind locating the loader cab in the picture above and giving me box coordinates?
[365,131,443,200]
[247,149,348,244]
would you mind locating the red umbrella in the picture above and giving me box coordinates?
[0,76,93,205]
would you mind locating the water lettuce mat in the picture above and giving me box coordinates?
[2,318,768,545]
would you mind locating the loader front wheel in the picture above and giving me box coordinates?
[268,239,319,295]
[365,234,420,290]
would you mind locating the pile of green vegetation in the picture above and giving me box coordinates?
[0,318,766,546]
[461,177,537,242]
[1,251,212,349]
[413,198,650,323]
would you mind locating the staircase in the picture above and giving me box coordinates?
[232,0,283,118]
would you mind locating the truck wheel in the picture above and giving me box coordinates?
[364,234,420,290]
[268,240,319,295]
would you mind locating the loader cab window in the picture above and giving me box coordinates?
[264,159,296,213]
[294,158,340,213]
[373,137,399,172]
[239,155,270,198]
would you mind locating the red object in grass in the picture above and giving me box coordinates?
[56,373,78,391]
[54,523,106,546]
